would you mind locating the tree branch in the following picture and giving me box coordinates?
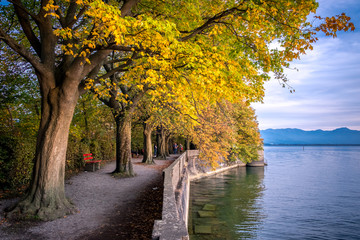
[98,52,138,80]
[107,45,136,52]
[10,0,42,56]
[78,49,113,79]
[179,7,247,41]
[78,60,103,95]
[8,0,40,22]
[222,21,257,51]
[104,58,130,65]
[120,0,140,17]
[97,63,129,80]
[54,0,66,27]
[0,27,44,74]
[66,5,86,29]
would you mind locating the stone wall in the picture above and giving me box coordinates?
[246,150,266,167]
[152,151,196,240]
[152,150,265,240]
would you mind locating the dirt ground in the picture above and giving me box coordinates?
[0,156,176,240]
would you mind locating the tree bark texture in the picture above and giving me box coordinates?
[142,122,154,164]
[114,114,134,176]
[165,134,171,156]
[157,127,167,159]
[1,0,139,221]
[186,139,190,151]
[168,137,174,155]
[7,79,79,220]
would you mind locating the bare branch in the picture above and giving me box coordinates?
[98,52,138,80]
[8,0,40,22]
[107,45,137,52]
[66,7,86,29]
[223,22,257,51]
[9,0,42,56]
[0,27,44,74]
[54,0,66,27]
[97,63,130,80]
[180,7,247,41]
[104,58,130,65]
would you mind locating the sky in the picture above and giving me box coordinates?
[252,0,360,131]
[1,0,359,131]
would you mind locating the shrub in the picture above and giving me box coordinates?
[0,132,34,191]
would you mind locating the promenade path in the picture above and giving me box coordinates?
[0,156,177,240]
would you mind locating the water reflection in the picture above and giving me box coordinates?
[189,167,265,240]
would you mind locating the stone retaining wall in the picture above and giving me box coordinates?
[152,151,195,240]
[152,150,265,240]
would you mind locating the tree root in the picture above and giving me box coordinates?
[111,171,137,178]
[5,197,77,221]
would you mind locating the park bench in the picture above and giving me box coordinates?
[83,153,101,172]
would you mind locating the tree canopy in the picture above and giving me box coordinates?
[0,0,355,220]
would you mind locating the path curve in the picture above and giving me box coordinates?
[0,156,177,240]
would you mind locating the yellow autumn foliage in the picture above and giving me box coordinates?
[45,0,354,166]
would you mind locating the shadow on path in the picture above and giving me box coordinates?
[0,156,178,240]
[78,174,163,240]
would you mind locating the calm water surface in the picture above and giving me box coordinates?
[189,146,360,239]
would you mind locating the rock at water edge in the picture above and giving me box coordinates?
[195,225,212,234]
[198,210,216,218]
[202,204,216,211]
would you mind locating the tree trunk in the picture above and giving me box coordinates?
[142,122,154,164]
[5,105,14,129]
[158,126,167,159]
[156,131,160,157]
[167,137,172,154]
[165,135,171,156]
[186,139,190,151]
[6,85,78,220]
[113,114,134,176]
[1,0,139,221]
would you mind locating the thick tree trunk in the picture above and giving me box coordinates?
[157,127,167,159]
[142,122,154,164]
[6,85,78,220]
[1,0,138,222]
[113,114,134,176]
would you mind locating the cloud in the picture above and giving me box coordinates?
[252,24,360,130]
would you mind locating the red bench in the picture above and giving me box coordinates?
[83,153,101,172]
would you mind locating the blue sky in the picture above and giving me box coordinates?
[252,0,360,130]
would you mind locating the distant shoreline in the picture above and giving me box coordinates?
[260,128,360,146]
[264,144,360,146]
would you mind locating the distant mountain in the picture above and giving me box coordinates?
[260,127,360,145]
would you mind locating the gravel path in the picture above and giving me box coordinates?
[0,156,176,240]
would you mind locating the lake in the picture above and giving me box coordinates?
[188,146,360,239]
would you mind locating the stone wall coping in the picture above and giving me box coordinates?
[189,161,246,181]
[152,151,195,240]
[152,149,265,240]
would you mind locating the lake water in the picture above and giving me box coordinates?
[188,146,360,239]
